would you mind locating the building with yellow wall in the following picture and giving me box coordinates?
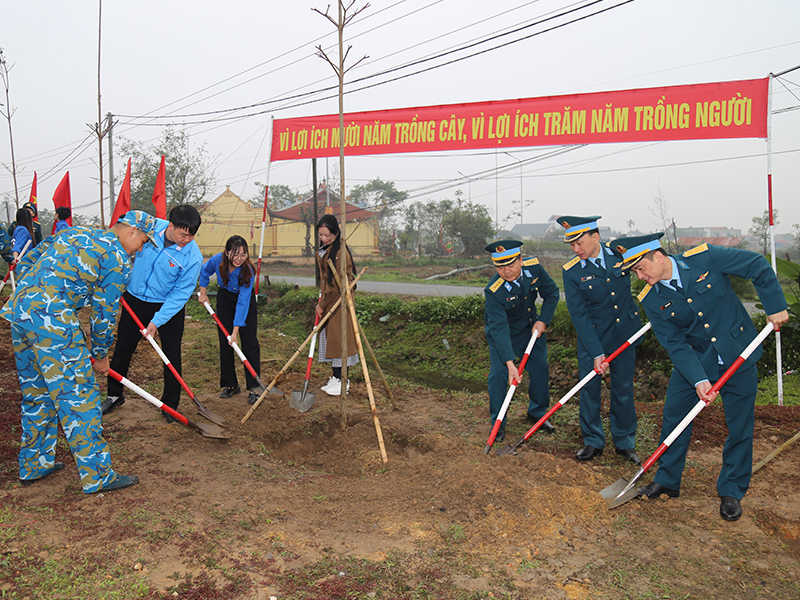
[194,185,380,258]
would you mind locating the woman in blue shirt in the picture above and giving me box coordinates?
[197,235,262,404]
[12,208,35,260]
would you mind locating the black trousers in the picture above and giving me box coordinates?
[107,291,186,410]
[216,288,261,390]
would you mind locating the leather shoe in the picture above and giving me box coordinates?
[527,415,556,433]
[576,445,603,461]
[720,496,742,521]
[615,448,642,465]
[19,462,65,486]
[638,482,680,499]
[495,425,505,443]
[101,395,125,415]
[220,386,241,399]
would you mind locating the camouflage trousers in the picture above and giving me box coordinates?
[11,324,118,493]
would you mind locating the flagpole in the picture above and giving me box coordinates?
[255,116,274,299]
[766,73,783,406]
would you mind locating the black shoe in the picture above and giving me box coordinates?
[248,387,264,405]
[576,445,603,461]
[615,448,642,465]
[101,395,125,415]
[495,425,506,443]
[220,386,241,399]
[528,418,555,433]
[639,482,680,499]
[163,411,178,424]
[19,462,65,486]
[720,496,742,521]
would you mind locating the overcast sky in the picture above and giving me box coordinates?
[1,0,799,237]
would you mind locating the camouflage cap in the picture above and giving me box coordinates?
[117,211,161,248]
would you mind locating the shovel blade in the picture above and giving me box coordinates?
[192,421,232,440]
[195,404,226,427]
[297,391,316,413]
[269,386,284,397]
[600,478,641,509]
[493,443,518,457]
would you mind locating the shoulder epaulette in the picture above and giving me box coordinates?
[523,257,539,267]
[489,278,504,293]
[683,243,709,258]
[637,283,652,302]
[563,256,580,271]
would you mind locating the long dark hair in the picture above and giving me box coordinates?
[15,208,35,246]
[317,214,356,285]
[219,235,254,288]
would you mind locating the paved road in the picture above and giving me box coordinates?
[269,276,485,297]
[268,275,761,310]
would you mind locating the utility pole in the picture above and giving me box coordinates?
[107,112,115,216]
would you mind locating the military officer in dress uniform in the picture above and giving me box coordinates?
[610,233,788,521]
[558,216,641,465]
[484,240,560,442]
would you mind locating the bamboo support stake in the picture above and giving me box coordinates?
[241,267,366,424]
[329,260,388,464]
[356,317,397,409]
[753,429,800,474]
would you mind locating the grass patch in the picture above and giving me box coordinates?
[755,372,800,406]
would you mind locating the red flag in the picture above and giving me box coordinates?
[28,172,39,222]
[151,155,166,219]
[51,172,72,234]
[110,158,132,226]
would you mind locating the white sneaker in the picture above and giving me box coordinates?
[324,378,350,396]
[320,376,337,392]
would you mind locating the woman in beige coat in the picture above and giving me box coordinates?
[316,214,358,395]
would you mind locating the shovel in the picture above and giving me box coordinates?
[198,294,282,398]
[104,362,230,439]
[496,322,652,457]
[0,239,31,301]
[602,321,776,509]
[121,297,227,426]
[483,331,539,454]
[242,267,366,424]
[290,293,322,413]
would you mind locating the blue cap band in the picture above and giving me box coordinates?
[492,247,521,261]
[565,221,598,236]
[623,239,662,262]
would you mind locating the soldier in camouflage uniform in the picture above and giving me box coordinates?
[0,211,158,492]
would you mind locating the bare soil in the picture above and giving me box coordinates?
[1,315,799,599]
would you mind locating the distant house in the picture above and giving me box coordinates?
[267,185,381,257]
[193,186,263,256]
[195,185,381,258]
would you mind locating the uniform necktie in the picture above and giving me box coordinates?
[670,278,682,291]
[594,258,603,270]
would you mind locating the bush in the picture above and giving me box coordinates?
[753,312,800,377]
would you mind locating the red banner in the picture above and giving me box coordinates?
[271,78,768,161]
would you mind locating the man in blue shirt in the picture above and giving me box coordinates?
[484,240,560,442]
[610,233,788,521]
[102,205,203,420]
[559,216,641,465]
[1,211,157,492]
